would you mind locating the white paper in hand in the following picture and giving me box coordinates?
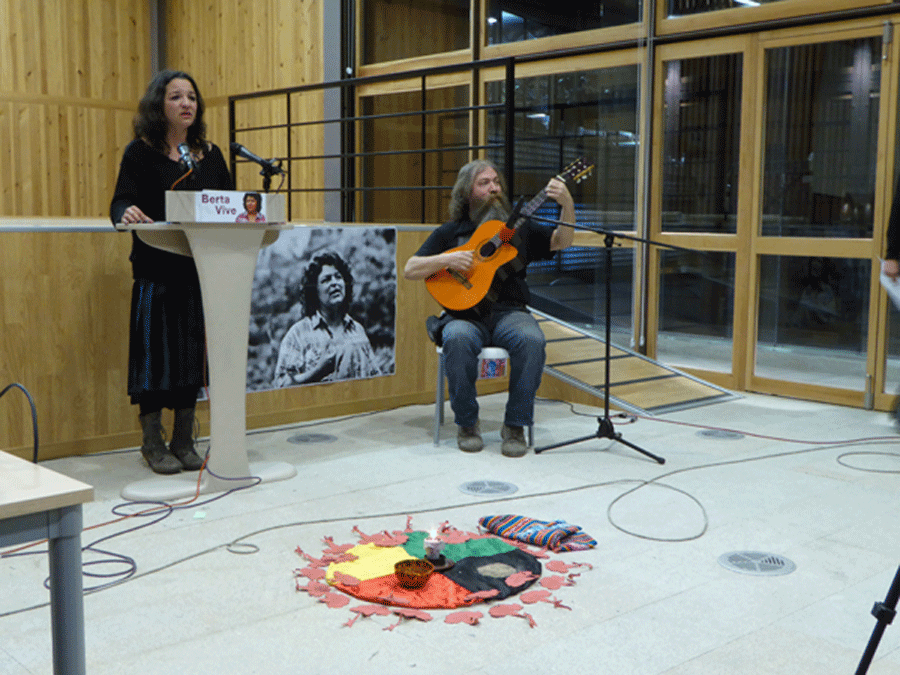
[880,267,900,310]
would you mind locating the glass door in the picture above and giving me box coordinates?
[753,25,888,405]
[650,21,895,406]
[649,37,755,391]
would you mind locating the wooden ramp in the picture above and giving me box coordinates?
[534,310,739,415]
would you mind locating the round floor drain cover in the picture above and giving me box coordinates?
[698,429,744,440]
[718,551,796,576]
[287,432,337,445]
[459,480,518,496]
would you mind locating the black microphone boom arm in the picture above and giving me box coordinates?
[230,142,285,176]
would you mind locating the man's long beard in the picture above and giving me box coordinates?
[470,194,512,226]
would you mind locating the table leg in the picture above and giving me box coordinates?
[47,505,85,675]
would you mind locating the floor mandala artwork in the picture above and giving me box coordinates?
[293,516,595,629]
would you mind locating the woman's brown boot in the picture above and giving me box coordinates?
[139,411,181,474]
[170,407,204,471]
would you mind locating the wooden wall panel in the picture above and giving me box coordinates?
[0,0,149,99]
[165,0,322,97]
[0,102,136,217]
[0,0,150,217]
[0,229,134,459]
[0,0,151,459]
[166,0,324,217]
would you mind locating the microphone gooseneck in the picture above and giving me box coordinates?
[176,143,197,172]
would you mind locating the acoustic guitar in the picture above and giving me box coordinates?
[425,157,594,314]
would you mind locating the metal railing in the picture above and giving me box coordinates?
[228,57,519,222]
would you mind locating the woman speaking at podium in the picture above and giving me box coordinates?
[110,70,234,475]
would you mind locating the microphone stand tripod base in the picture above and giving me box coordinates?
[534,416,665,464]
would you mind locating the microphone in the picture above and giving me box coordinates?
[176,143,196,172]
[230,142,285,175]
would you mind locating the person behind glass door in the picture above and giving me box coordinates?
[110,70,234,475]
[884,174,900,283]
[883,175,900,428]
[403,159,575,457]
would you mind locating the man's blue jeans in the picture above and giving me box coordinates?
[441,308,546,428]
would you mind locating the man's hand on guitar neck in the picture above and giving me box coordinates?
[547,177,576,251]
[546,177,574,211]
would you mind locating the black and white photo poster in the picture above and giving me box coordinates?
[246,226,396,392]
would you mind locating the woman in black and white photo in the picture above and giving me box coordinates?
[273,250,378,387]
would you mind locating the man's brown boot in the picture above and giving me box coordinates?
[501,424,528,458]
[457,421,483,453]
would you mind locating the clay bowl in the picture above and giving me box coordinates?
[394,559,434,589]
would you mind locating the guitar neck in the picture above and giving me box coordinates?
[505,158,592,231]
[509,184,553,230]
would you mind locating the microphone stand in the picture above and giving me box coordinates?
[259,164,282,193]
[528,216,696,464]
[230,143,284,192]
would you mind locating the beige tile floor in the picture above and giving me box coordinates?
[3,391,900,674]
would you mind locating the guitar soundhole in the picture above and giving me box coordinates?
[479,241,498,258]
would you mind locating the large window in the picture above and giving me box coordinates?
[655,51,742,375]
[885,79,900,399]
[668,0,791,17]
[755,35,882,391]
[762,38,881,238]
[359,86,471,223]
[662,53,742,234]
[360,0,469,64]
[757,255,870,386]
[346,0,900,408]
[485,67,639,218]
[485,65,640,331]
[658,250,735,369]
[486,1,639,44]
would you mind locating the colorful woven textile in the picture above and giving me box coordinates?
[325,530,541,609]
[479,515,597,552]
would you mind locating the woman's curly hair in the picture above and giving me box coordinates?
[300,251,353,318]
[133,70,207,153]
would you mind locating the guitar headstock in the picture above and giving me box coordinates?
[558,157,594,185]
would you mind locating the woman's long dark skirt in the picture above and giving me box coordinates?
[128,278,207,406]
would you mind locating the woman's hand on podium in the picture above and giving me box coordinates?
[121,205,154,224]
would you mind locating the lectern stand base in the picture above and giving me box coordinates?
[121,460,297,502]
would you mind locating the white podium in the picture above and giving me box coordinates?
[117,191,296,501]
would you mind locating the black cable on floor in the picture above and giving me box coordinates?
[0,382,39,463]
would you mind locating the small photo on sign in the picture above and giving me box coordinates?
[479,358,507,380]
